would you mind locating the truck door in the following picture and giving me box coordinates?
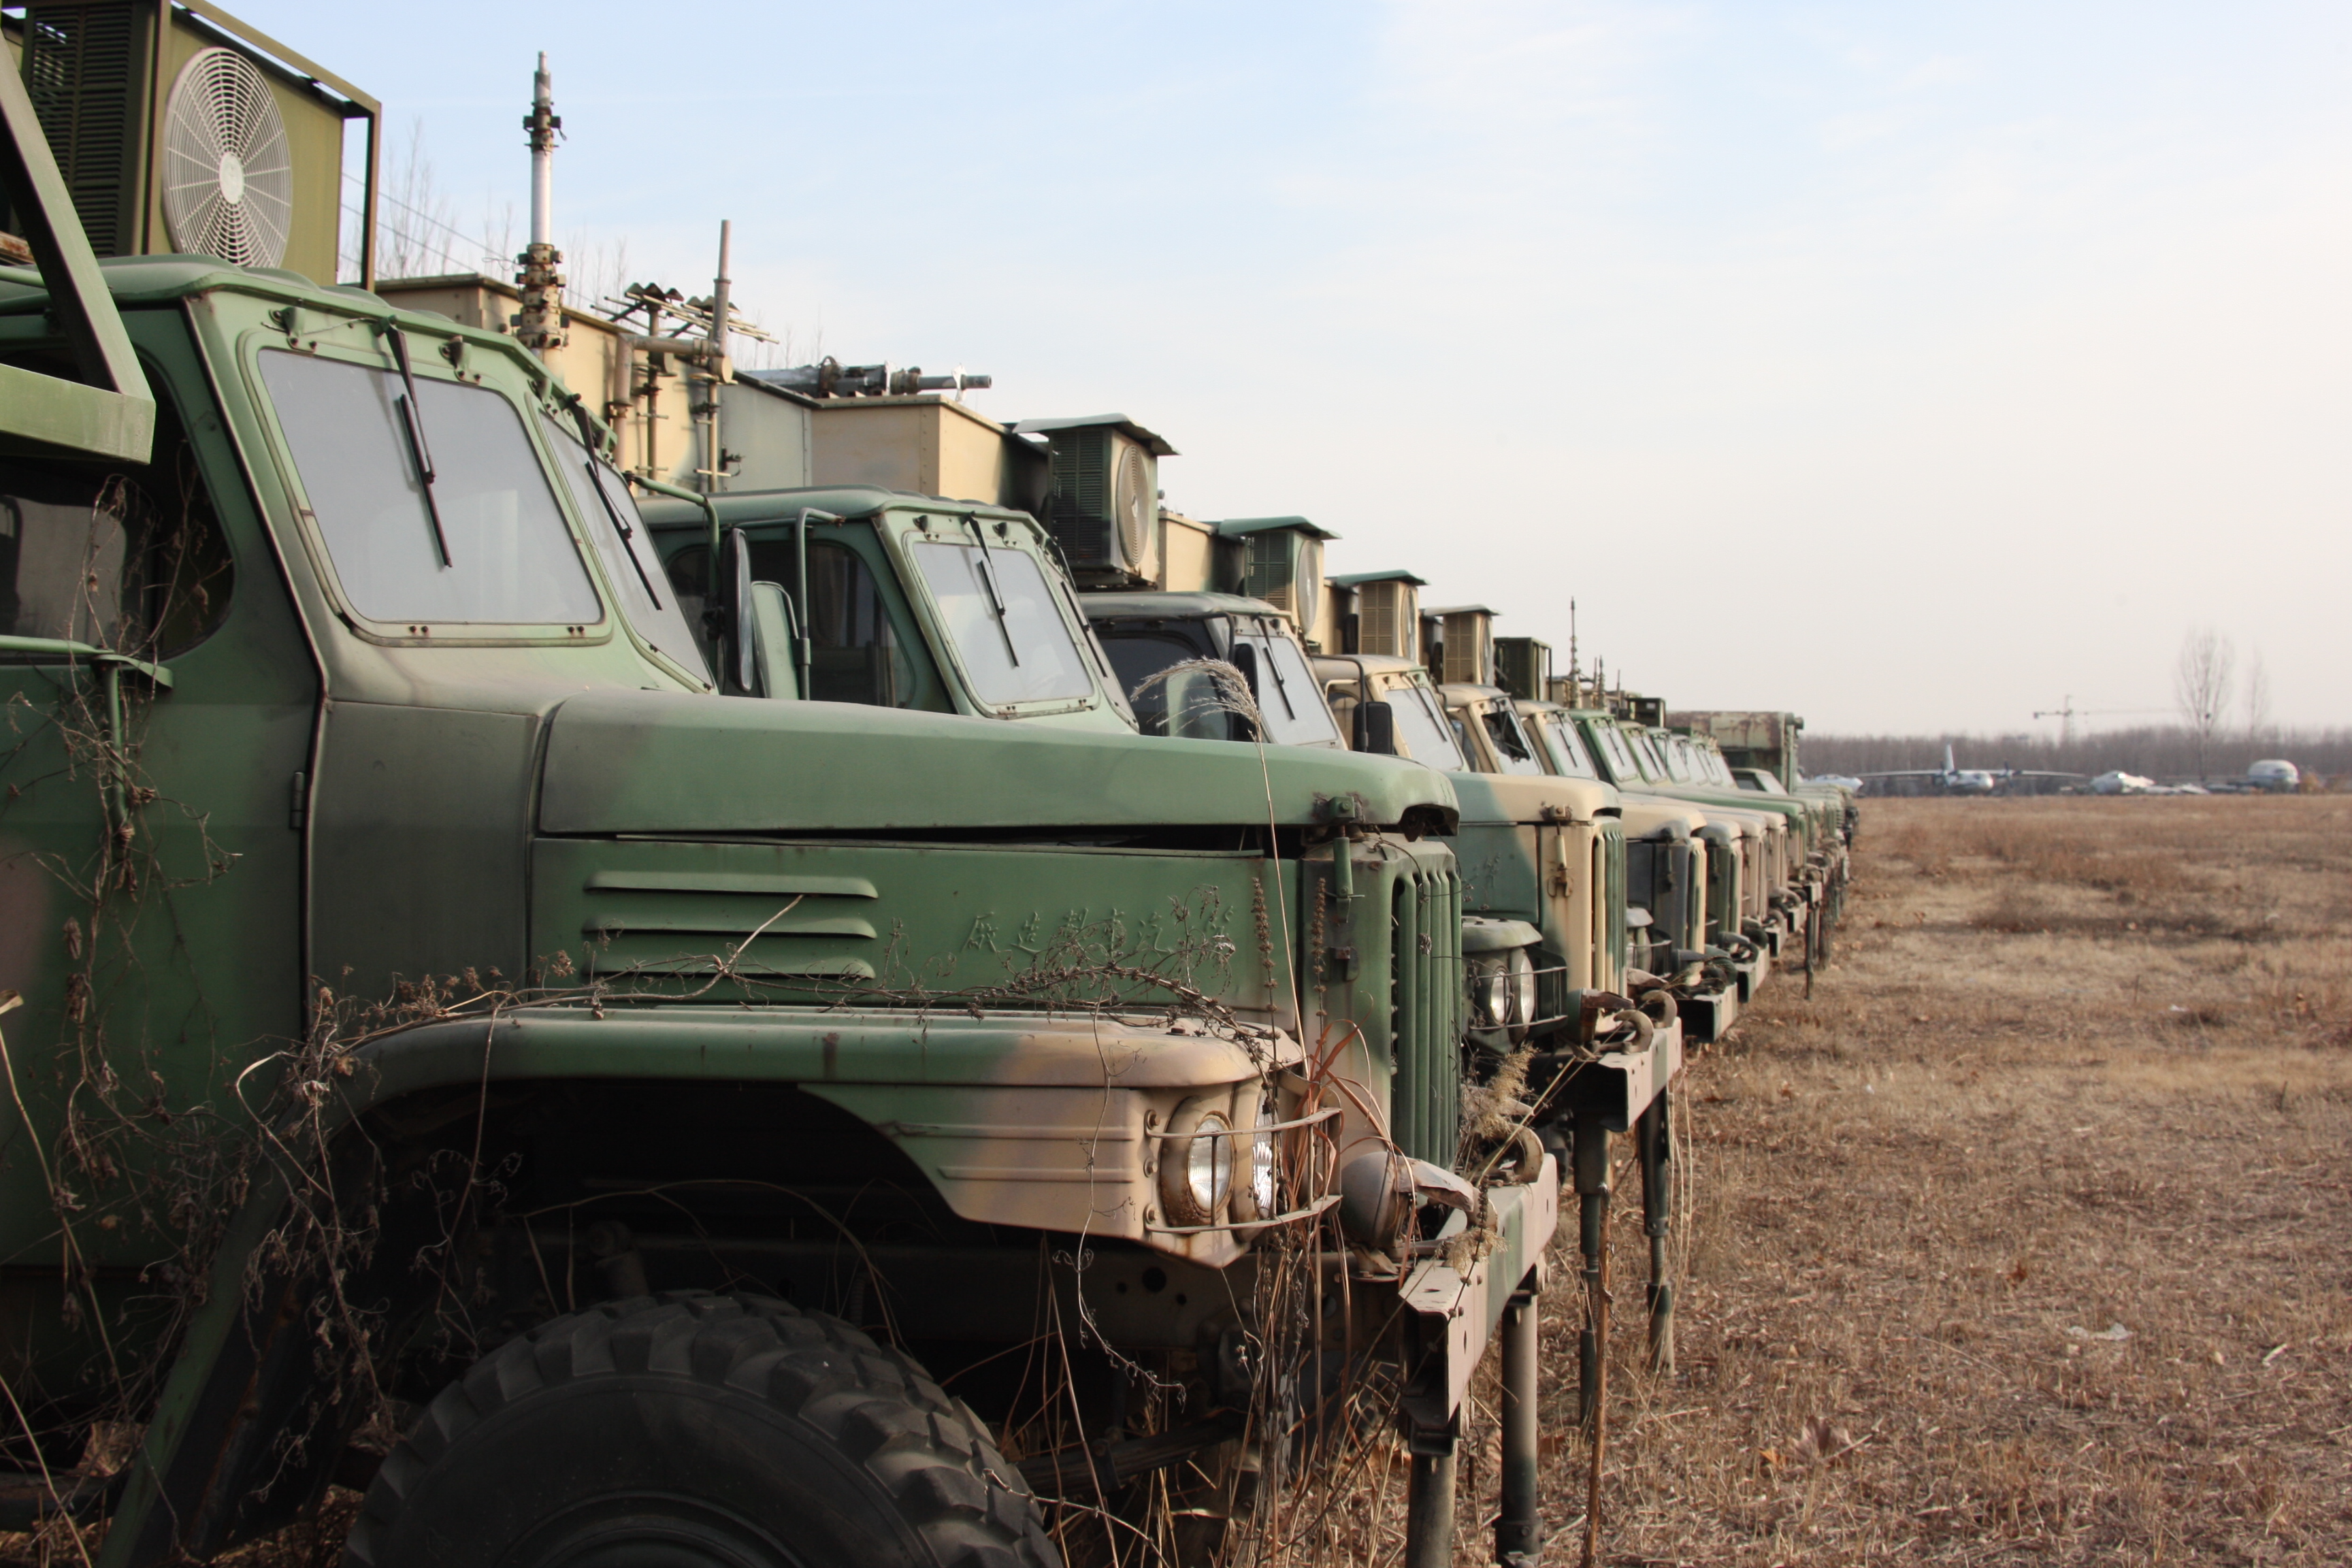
[0,312,318,1345]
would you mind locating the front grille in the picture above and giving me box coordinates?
[1388,853,1463,1167]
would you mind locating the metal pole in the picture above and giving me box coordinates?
[529,54,553,248]
[1403,1426,1457,1568]
[696,220,731,493]
[514,54,565,355]
[1573,1109,1611,1426]
[359,107,380,289]
[1496,1283,1542,1568]
[1638,1092,1674,1374]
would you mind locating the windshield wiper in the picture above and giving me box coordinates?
[582,459,666,607]
[1247,628,1301,720]
[960,515,1021,667]
[385,325,453,568]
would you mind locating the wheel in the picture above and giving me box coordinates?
[346,1292,1059,1568]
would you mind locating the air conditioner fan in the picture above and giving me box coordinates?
[162,47,293,268]
[1114,442,1153,566]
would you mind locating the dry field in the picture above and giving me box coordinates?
[1497,794,2352,1567]
[12,796,2349,1566]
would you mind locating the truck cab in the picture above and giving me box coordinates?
[638,486,1144,728]
[1439,683,1716,992]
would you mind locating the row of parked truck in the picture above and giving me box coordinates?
[0,25,1852,1567]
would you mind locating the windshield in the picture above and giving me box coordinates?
[543,419,708,681]
[1625,730,1670,782]
[1385,680,1467,769]
[1663,736,1700,783]
[1233,628,1341,746]
[1477,702,1547,776]
[263,351,600,625]
[1101,630,1238,740]
[1535,713,1600,779]
[911,538,1094,706]
[1585,721,1644,785]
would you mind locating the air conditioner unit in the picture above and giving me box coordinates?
[1352,577,1418,658]
[1429,606,1497,687]
[1015,414,1177,587]
[1215,517,1335,644]
[10,1,374,282]
[1494,636,1550,702]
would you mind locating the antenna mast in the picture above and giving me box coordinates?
[514,53,566,355]
[1566,598,1579,706]
[693,220,733,493]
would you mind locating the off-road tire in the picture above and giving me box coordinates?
[344,1291,1058,1568]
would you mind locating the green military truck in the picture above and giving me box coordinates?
[627,482,1575,1561]
[1432,679,1744,1039]
[1060,566,1686,1398]
[1564,703,1838,979]
[1664,709,1853,955]
[0,89,1560,1568]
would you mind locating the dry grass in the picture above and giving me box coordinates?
[1466,795,2352,1566]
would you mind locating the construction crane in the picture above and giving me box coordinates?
[2032,696,2171,747]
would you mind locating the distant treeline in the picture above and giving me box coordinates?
[1804,725,2352,784]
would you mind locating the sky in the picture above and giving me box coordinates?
[243,0,2351,734]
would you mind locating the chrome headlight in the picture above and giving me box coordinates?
[1231,1092,1279,1223]
[1160,1097,1234,1227]
[1509,949,1538,1036]
[1467,946,1537,1046]
[1471,962,1512,1030]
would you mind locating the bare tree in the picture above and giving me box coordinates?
[2174,627,2235,782]
[2244,653,2273,746]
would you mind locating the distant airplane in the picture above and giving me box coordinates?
[1855,745,2082,796]
[2246,760,2299,794]
[2091,770,2157,796]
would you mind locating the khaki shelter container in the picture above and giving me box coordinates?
[808,392,1041,509]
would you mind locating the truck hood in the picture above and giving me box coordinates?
[1445,772,1617,827]
[538,689,1459,835]
[1618,799,1705,838]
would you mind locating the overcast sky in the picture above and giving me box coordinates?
[249,0,2351,735]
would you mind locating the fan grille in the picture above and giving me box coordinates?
[162,47,293,268]
[1113,442,1153,567]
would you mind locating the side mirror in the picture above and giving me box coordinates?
[1356,700,1398,755]
[747,581,801,700]
[713,526,755,693]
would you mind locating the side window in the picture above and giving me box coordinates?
[1480,707,1546,776]
[747,538,920,707]
[541,417,710,684]
[664,538,943,710]
[0,354,232,658]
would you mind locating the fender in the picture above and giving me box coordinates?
[96,1003,1297,1566]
